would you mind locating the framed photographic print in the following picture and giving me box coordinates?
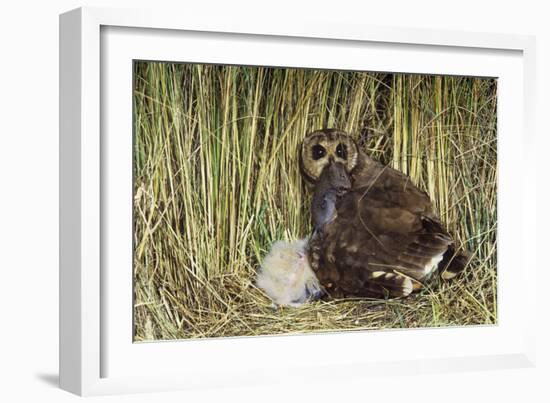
[59,6,537,396]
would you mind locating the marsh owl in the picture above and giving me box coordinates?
[300,128,469,299]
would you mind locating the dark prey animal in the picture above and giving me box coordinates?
[311,160,351,233]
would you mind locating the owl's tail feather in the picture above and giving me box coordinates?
[439,245,472,280]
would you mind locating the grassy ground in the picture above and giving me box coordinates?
[133,62,497,341]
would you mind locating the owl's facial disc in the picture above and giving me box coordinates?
[300,129,359,183]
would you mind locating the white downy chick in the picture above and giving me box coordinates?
[256,238,323,307]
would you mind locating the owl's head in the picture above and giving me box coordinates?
[300,128,359,184]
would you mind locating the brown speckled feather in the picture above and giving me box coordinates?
[302,129,469,298]
[309,156,453,298]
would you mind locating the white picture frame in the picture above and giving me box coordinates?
[59,6,537,396]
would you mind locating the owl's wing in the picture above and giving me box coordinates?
[315,173,452,298]
[354,163,435,215]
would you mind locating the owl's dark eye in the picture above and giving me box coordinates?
[336,143,347,160]
[311,145,326,160]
